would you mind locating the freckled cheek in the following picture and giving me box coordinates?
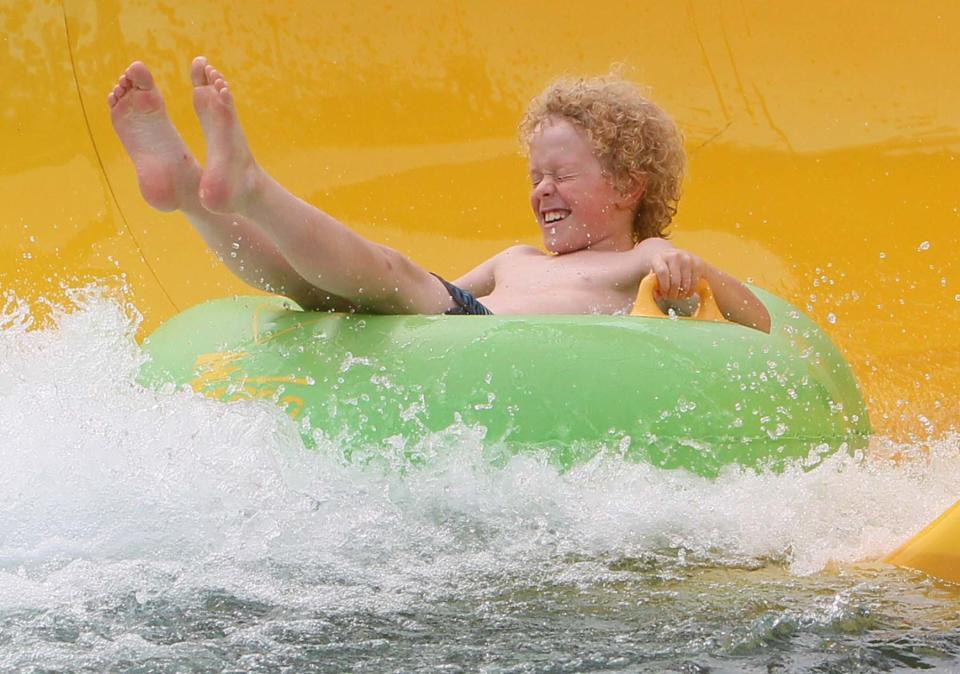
[563,189,585,212]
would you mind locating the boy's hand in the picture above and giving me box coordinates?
[651,249,703,300]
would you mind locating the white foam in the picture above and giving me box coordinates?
[0,289,956,616]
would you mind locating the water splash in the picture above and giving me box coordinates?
[0,290,958,671]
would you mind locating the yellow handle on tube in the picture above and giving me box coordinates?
[631,273,728,322]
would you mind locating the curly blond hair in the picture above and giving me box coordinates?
[519,76,685,241]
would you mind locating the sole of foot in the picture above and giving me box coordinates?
[191,56,260,214]
[108,61,199,212]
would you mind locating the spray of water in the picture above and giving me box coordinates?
[0,289,956,626]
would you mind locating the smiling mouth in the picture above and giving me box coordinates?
[542,210,570,225]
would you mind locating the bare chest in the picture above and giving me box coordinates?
[483,253,638,314]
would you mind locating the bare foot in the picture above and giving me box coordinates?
[108,62,200,212]
[191,57,262,214]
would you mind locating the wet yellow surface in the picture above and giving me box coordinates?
[1,1,957,445]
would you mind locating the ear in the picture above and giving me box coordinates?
[616,172,646,210]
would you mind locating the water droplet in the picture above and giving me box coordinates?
[827,312,837,324]
[879,251,886,259]
[918,240,931,251]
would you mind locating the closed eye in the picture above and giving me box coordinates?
[530,171,577,186]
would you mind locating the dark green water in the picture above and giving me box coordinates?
[3,552,959,672]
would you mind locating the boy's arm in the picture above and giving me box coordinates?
[450,257,498,298]
[629,237,675,270]
[649,248,771,333]
[699,263,771,333]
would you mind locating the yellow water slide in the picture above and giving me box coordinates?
[1,2,957,579]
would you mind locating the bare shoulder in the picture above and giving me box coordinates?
[599,238,674,283]
[501,244,543,258]
[452,245,540,296]
[483,244,545,272]
[558,245,650,279]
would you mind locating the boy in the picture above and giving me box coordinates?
[108,58,770,331]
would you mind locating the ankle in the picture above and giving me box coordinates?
[236,162,270,214]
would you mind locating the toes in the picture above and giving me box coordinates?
[108,81,127,107]
[210,76,233,105]
[125,61,154,90]
[205,64,225,85]
[190,56,207,86]
[193,60,234,106]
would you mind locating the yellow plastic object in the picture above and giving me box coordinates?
[631,273,728,322]
[0,1,957,582]
[887,501,960,585]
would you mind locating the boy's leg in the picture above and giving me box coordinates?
[179,198,357,312]
[108,61,356,311]
[191,59,455,315]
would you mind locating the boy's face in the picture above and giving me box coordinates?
[528,118,635,254]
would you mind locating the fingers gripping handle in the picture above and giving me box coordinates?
[630,273,728,322]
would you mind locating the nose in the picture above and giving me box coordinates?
[533,175,557,199]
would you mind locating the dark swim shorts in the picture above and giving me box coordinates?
[431,274,494,315]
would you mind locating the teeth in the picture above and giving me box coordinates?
[543,211,568,223]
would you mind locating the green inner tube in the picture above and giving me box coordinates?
[139,288,870,476]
